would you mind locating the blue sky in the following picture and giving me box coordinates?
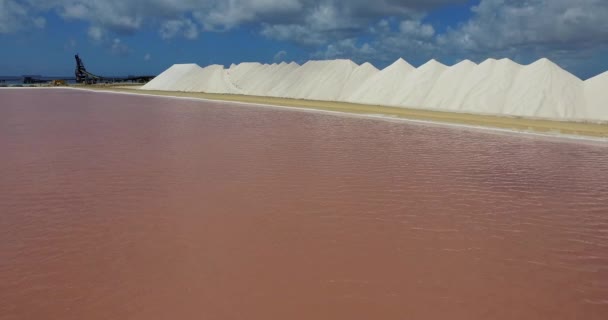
[1,0,607,79]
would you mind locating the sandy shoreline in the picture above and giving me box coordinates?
[5,86,607,139]
[73,86,608,139]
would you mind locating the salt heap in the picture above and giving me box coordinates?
[268,60,357,101]
[141,63,238,93]
[142,64,203,91]
[347,58,415,105]
[504,58,584,119]
[390,59,448,107]
[226,62,264,93]
[192,64,239,94]
[244,62,299,96]
[449,59,522,114]
[338,62,379,101]
[423,60,476,110]
[142,57,608,122]
[584,71,608,122]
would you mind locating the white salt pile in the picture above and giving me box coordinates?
[347,58,415,105]
[338,62,379,101]
[585,71,608,122]
[142,64,202,91]
[243,62,299,96]
[194,65,239,94]
[423,60,476,111]
[268,60,357,101]
[390,59,448,107]
[504,58,584,119]
[454,59,523,115]
[141,58,608,122]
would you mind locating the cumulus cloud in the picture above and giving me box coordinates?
[257,1,450,46]
[159,18,199,39]
[273,50,287,61]
[3,0,608,76]
[434,0,608,60]
[9,0,465,42]
[313,38,377,62]
[315,16,438,66]
[110,38,130,56]
[87,26,105,41]
[400,20,434,39]
[52,1,143,34]
[193,0,304,31]
[439,0,608,52]
[0,0,46,33]
[9,0,607,53]
[316,0,608,77]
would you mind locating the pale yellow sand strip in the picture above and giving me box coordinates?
[80,86,608,138]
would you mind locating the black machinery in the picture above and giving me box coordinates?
[74,54,102,84]
[74,54,155,84]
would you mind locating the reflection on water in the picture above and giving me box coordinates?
[1,89,607,320]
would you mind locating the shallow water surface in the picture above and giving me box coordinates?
[1,89,608,319]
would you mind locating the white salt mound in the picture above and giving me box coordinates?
[141,64,202,91]
[451,59,523,115]
[187,64,237,94]
[390,59,448,107]
[584,71,608,122]
[226,62,264,93]
[505,58,584,119]
[347,58,415,105]
[423,60,476,110]
[142,58,608,122]
[246,62,299,96]
[230,63,274,95]
[338,62,379,101]
[268,59,357,101]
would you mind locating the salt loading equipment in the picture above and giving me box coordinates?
[74,54,155,84]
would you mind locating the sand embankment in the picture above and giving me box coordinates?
[76,86,608,138]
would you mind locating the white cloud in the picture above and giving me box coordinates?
[316,0,608,77]
[314,38,377,61]
[438,0,608,53]
[400,20,434,39]
[159,18,198,40]
[87,26,105,41]
[193,0,303,31]
[3,0,608,77]
[33,16,46,28]
[0,0,45,33]
[110,38,130,56]
[11,0,465,43]
[273,50,287,61]
[260,2,365,46]
[60,3,87,19]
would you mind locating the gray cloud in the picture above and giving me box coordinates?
[273,50,287,61]
[87,26,105,41]
[316,0,608,77]
[0,0,46,33]
[438,0,608,53]
[160,18,199,39]
[109,38,131,56]
[3,0,607,77]
[9,0,465,40]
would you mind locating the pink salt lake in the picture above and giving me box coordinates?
[1,89,607,319]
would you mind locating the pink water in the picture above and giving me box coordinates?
[1,89,607,319]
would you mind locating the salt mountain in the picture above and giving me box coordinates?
[142,58,608,122]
